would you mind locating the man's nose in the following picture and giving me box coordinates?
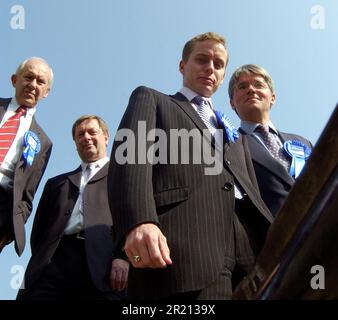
[205,61,215,73]
[27,78,37,89]
[83,132,91,140]
[247,83,256,93]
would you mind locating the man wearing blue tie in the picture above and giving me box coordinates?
[228,64,313,216]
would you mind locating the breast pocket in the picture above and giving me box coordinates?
[153,187,189,210]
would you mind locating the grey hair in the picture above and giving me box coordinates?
[15,57,54,89]
[228,64,274,99]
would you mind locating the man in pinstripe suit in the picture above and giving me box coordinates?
[108,32,274,299]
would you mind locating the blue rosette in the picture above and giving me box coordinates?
[284,140,311,178]
[22,131,41,165]
[214,110,239,143]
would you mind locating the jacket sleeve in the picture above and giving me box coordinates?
[19,142,52,223]
[108,86,160,249]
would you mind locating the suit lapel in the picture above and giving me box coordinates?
[0,98,11,120]
[170,92,216,148]
[68,162,109,187]
[68,166,82,188]
[16,117,43,169]
[88,162,109,183]
[279,132,295,144]
[246,134,294,186]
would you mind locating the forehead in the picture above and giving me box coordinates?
[20,60,50,77]
[236,72,266,83]
[76,119,100,131]
[191,40,227,59]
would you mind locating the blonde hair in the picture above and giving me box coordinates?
[182,32,228,65]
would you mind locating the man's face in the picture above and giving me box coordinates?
[230,73,275,122]
[74,119,108,163]
[179,40,227,97]
[11,59,51,108]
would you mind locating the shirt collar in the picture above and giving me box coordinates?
[180,87,212,105]
[10,97,36,117]
[241,120,278,135]
[81,156,109,171]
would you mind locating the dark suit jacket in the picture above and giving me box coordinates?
[108,86,274,298]
[242,129,313,216]
[23,163,115,292]
[0,98,52,256]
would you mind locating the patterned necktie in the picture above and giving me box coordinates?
[0,106,26,165]
[192,96,218,134]
[255,124,290,171]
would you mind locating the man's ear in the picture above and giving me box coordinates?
[270,94,276,109]
[42,88,50,99]
[230,98,236,110]
[11,74,17,87]
[179,60,185,75]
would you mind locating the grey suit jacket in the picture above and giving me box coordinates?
[243,129,313,216]
[24,162,115,292]
[108,86,274,298]
[0,98,52,256]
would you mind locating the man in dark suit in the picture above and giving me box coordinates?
[0,57,53,256]
[228,64,313,216]
[17,115,129,300]
[108,32,274,300]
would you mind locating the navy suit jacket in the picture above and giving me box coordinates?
[242,129,313,216]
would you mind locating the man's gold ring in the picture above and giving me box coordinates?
[132,255,141,263]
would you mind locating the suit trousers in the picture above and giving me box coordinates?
[158,198,258,300]
[17,234,125,300]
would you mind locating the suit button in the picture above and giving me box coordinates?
[225,160,231,166]
[223,182,233,191]
[65,209,72,216]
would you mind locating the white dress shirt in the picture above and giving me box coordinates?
[0,97,36,191]
[63,156,109,235]
[240,120,284,150]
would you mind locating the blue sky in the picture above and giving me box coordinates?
[0,0,337,299]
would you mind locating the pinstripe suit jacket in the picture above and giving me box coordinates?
[108,86,273,298]
[242,130,313,216]
[0,98,52,256]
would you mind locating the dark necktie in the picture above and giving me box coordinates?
[255,124,290,171]
[0,106,26,165]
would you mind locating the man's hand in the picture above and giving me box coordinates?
[110,258,129,291]
[124,223,172,268]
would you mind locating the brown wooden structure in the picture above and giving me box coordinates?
[233,104,338,299]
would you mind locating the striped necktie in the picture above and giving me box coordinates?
[0,106,26,165]
[255,124,290,171]
[192,96,218,134]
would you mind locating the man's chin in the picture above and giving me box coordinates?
[18,98,36,107]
